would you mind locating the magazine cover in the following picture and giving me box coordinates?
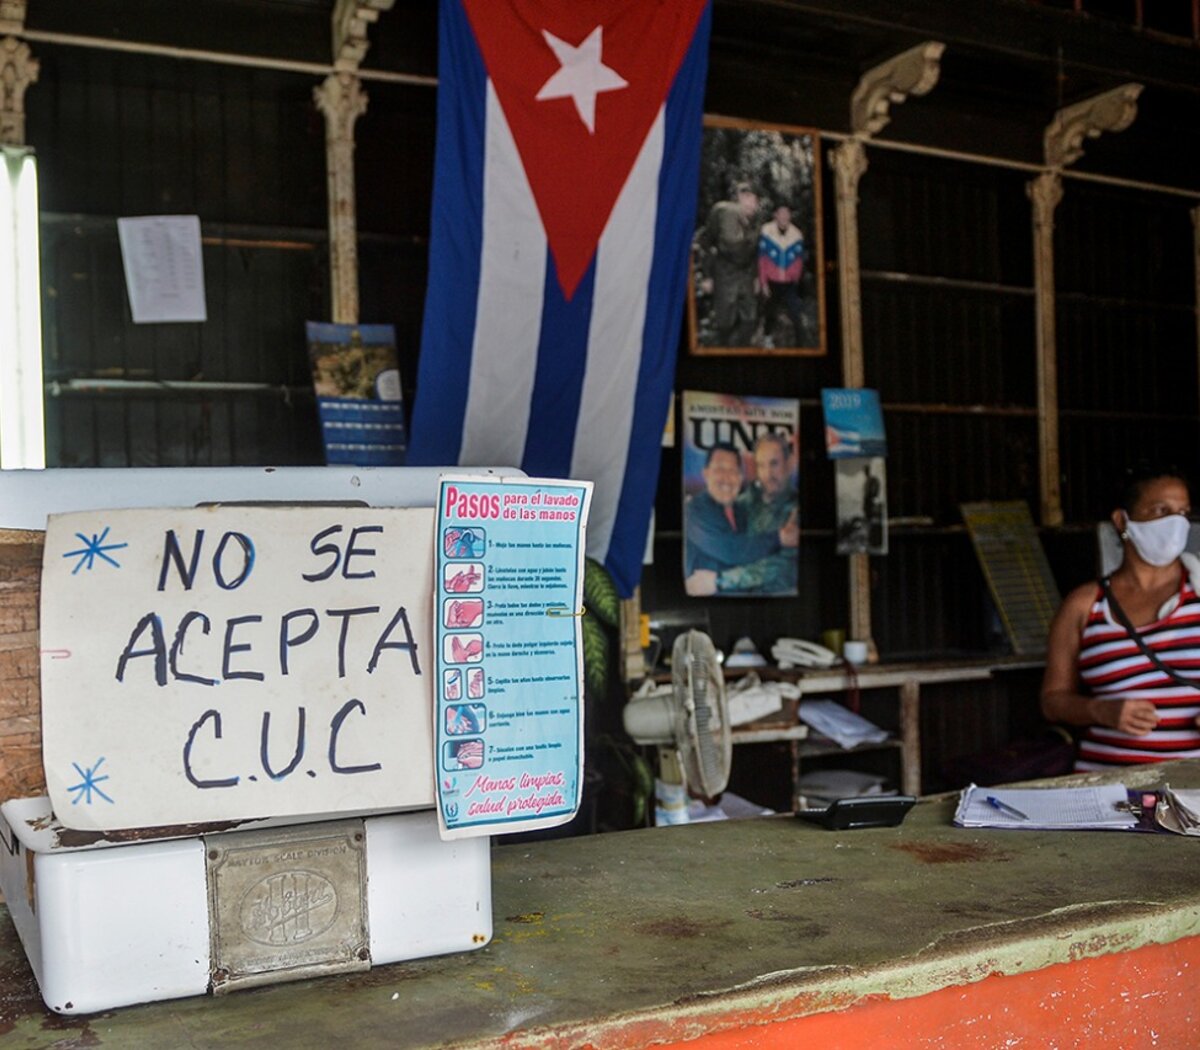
[821,388,886,459]
[836,456,888,555]
[681,391,800,597]
[306,322,407,466]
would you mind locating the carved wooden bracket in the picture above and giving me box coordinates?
[850,41,945,138]
[0,0,27,36]
[0,35,38,146]
[1044,83,1143,168]
[332,0,396,71]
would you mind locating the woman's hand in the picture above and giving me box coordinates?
[1096,698,1159,736]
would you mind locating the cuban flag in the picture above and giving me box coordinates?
[407,0,712,597]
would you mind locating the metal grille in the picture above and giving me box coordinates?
[30,44,329,468]
[1055,183,1199,522]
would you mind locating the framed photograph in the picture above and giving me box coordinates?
[688,116,826,357]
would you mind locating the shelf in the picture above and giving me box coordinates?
[732,724,809,745]
[777,655,1044,693]
[639,654,1044,805]
[797,738,902,760]
[649,654,1044,691]
[730,724,905,756]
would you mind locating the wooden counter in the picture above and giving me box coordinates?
[2,759,1199,1048]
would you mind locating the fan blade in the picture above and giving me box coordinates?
[670,630,732,799]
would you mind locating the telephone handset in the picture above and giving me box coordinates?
[771,637,840,669]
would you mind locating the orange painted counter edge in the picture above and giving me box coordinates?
[495,933,1200,1050]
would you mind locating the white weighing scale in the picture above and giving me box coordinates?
[0,467,520,1014]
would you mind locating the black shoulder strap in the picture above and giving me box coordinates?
[1101,576,1199,691]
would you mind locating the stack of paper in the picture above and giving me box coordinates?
[954,783,1137,830]
[798,699,889,749]
[1157,787,1200,836]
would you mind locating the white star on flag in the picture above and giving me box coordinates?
[535,26,628,134]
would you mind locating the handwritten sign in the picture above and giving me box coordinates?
[39,507,435,830]
[434,477,591,839]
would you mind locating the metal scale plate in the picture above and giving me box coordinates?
[206,819,370,992]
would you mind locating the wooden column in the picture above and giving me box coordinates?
[830,139,869,389]
[899,678,921,796]
[829,139,871,642]
[312,0,395,326]
[619,590,645,684]
[1028,171,1064,527]
[313,72,367,325]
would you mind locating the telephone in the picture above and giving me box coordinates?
[771,637,840,669]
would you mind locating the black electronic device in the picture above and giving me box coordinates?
[796,795,917,830]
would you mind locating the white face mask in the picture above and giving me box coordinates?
[1123,513,1191,567]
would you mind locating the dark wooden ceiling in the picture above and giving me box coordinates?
[24,0,1200,187]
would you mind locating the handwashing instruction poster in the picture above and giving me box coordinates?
[434,476,592,839]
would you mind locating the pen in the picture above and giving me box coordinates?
[985,795,1029,821]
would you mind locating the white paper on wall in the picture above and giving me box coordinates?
[117,215,207,323]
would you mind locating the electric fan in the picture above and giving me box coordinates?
[623,630,731,799]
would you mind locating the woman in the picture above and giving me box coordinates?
[1041,469,1200,770]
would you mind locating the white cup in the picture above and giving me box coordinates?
[843,640,868,666]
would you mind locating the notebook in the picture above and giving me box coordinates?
[954,783,1137,830]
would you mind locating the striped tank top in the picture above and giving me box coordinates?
[1076,577,1200,770]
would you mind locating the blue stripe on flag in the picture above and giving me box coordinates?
[604,4,712,595]
[406,0,488,465]
[521,255,597,478]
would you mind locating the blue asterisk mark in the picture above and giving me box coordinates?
[67,757,114,805]
[63,527,129,574]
